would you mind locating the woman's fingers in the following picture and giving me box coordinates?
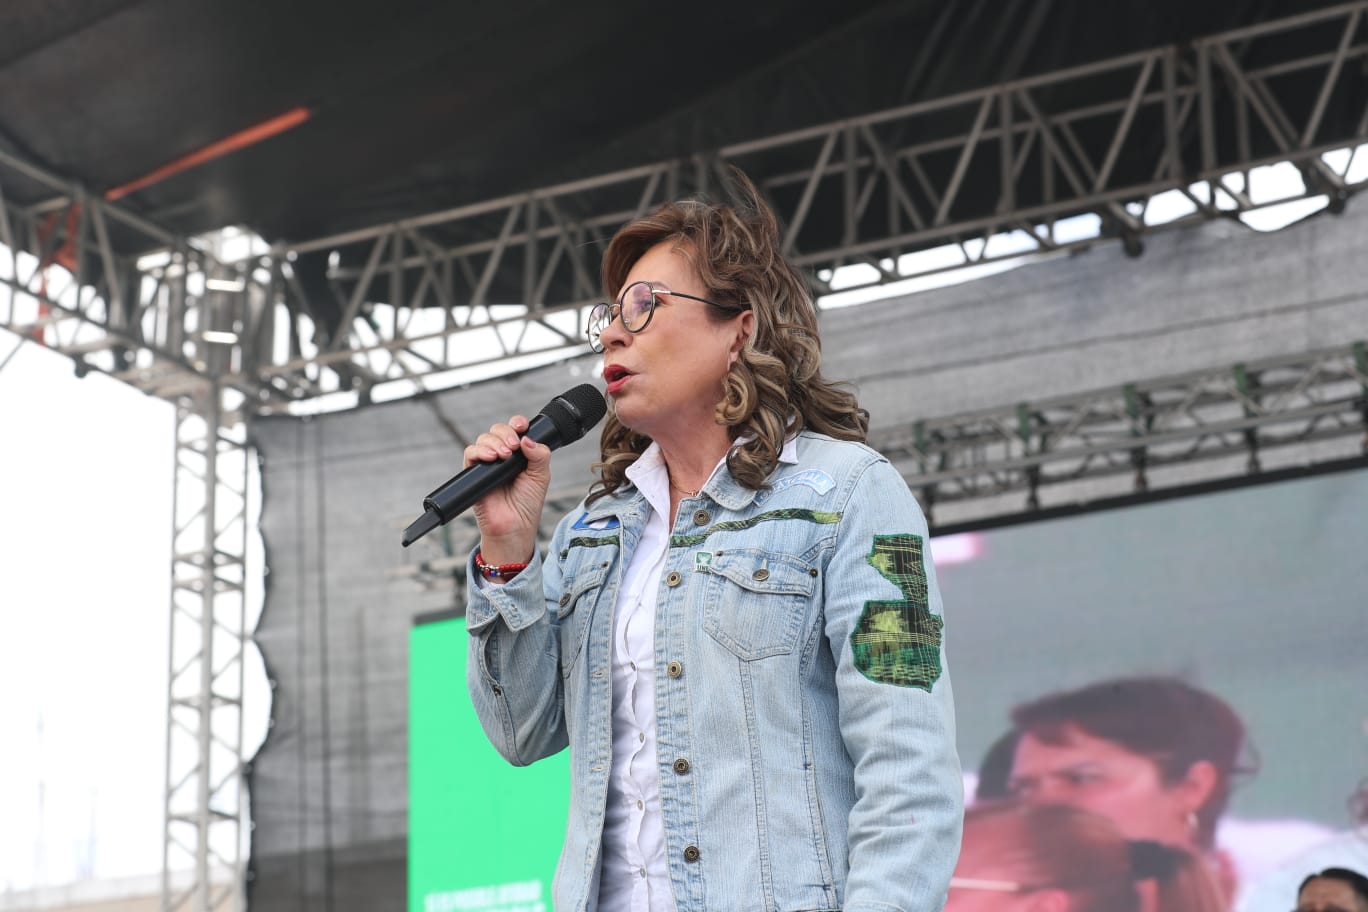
[463,417,533,466]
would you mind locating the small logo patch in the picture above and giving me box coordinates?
[694,551,713,571]
[571,513,621,531]
[754,469,837,505]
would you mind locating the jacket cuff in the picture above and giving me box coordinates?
[465,546,545,631]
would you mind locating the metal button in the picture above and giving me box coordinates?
[683,845,700,863]
[667,661,683,678]
[637,800,643,810]
[558,592,571,607]
[666,571,682,587]
[692,509,711,525]
[491,684,502,696]
[752,568,770,582]
[673,757,691,775]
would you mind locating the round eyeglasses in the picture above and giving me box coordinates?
[586,281,742,353]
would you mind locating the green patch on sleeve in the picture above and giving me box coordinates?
[851,533,943,690]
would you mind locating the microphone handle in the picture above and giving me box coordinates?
[422,449,529,521]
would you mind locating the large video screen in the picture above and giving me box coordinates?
[939,468,1368,912]
[410,468,1368,912]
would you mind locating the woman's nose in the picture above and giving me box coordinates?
[597,308,630,348]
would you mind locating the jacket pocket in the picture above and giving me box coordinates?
[556,561,609,676]
[702,548,816,660]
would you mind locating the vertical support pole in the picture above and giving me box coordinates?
[163,380,250,912]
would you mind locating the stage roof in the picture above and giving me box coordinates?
[0,0,1353,252]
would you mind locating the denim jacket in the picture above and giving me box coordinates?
[466,431,963,912]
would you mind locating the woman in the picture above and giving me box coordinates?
[948,802,1225,912]
[461,170,962,911]
[1002,677,1250,906]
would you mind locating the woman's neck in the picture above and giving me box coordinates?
[655,424,733,494]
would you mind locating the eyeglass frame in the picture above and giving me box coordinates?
[586,280,745,353]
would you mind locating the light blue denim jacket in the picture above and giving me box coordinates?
[466,431,963,912]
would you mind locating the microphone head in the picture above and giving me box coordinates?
[541,383,608,445]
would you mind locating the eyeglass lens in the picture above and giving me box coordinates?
[588,282,657,349]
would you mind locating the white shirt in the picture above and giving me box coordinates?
[597,437,799,911]
[597,443,678,912]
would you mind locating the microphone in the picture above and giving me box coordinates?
[401,383,607,547]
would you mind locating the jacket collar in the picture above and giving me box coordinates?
[587,434,801,516]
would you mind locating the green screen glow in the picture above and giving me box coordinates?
[409,615,569,912]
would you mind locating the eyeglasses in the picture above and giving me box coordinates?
[586,280,742,353]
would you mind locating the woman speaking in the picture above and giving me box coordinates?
[462,169,962,912]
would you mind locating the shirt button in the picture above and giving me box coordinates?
[637,800,644,810]
[667,660,683,678]
[692,509,711,525]
[683,845,701,863]
[491,684,502,696]
[809,567,819,577]
[666,571,682,587]
[638,732,645,742]
[639,867,646,878]
[673,758,691,775]
[558,592,571,607]
[752,568,770,582]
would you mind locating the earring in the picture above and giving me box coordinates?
[1186,810,1199,836]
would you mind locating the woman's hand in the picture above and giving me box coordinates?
[464,415,551,565]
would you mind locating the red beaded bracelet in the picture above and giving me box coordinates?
[474,549,529,580]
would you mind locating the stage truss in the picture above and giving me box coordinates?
[2,3,1367,909]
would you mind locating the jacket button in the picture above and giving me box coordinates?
[558,592,571,607]
[666,661,683,678]
[752,568,770,582]
[692,509,711,526]
[665,571,682,587]
[682,845,700,863]
[673,758,691,775]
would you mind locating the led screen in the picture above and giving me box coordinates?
[410,469,1368,912]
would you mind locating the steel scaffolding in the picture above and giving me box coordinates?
[1,3,1367,909]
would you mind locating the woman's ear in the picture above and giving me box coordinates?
[729,310,755,363]
[1175,759,1220,815]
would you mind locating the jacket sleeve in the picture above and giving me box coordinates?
[464,524,571,767]
[825,455,963,912]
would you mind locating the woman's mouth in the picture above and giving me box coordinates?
[603,364,633,395]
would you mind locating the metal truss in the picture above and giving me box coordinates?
[0,158,254,909]
[390,343,1368,595]
[3,3,1367,409]
[162,384,251,912]
[879,342,1368,528]
[234,0,1368,407]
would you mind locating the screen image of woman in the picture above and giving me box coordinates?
[973,677,1251,910]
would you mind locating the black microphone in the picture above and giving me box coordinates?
[401,383,607,547]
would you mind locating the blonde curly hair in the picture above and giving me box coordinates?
[587,168,868,504]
